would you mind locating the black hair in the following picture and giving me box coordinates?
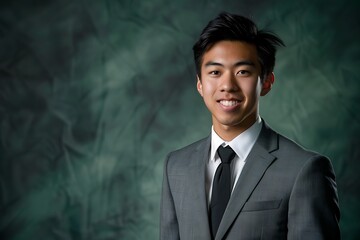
[193,12,285,80]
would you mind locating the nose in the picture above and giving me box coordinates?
[220,72,239,92]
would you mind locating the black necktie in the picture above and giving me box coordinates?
[210,145,236,238]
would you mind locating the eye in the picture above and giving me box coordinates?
[209,70,220,76]
[236,70,250,76]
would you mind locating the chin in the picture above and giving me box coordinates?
[219,119,244,128]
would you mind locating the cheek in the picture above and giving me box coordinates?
[201,81,216,95]
[242,78,262,96]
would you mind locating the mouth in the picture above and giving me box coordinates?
[219,100,240,107]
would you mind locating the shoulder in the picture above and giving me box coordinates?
[164,136,209,168]
[168,136,209,157]
[273,130,333,173]
[260,120,331,166]
[277,133,318,157]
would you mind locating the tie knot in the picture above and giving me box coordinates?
[217,145,235,164]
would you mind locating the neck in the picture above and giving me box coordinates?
[213,116,258,142]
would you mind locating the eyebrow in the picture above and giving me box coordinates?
[204,60,255,68]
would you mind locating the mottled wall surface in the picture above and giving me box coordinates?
[0,0,359,239]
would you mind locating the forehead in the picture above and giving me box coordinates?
[202,40,259,67]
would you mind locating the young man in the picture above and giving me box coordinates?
[160,12,340,240]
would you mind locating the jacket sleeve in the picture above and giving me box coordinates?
[160,153,180,240]
[287,155,341,240]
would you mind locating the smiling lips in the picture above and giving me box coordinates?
[219,100,240,107]
[218,99,242,112]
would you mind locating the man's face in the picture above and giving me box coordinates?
[197,40,273,138]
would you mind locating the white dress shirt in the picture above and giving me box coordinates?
[206,117,263,206]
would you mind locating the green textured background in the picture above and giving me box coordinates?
[0,0,359,239]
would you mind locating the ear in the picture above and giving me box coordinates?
[260,72,275,96]
[196,75,203,97]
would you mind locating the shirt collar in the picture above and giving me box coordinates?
[210,117,262,162]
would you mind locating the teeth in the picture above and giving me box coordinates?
[220,100,239,107]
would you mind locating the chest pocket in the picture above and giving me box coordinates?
[242,199,282,212]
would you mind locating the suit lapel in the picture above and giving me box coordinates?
[187,136,212,239]
[215,123,279,240]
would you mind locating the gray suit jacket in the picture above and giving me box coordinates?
[160,122,340,240]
